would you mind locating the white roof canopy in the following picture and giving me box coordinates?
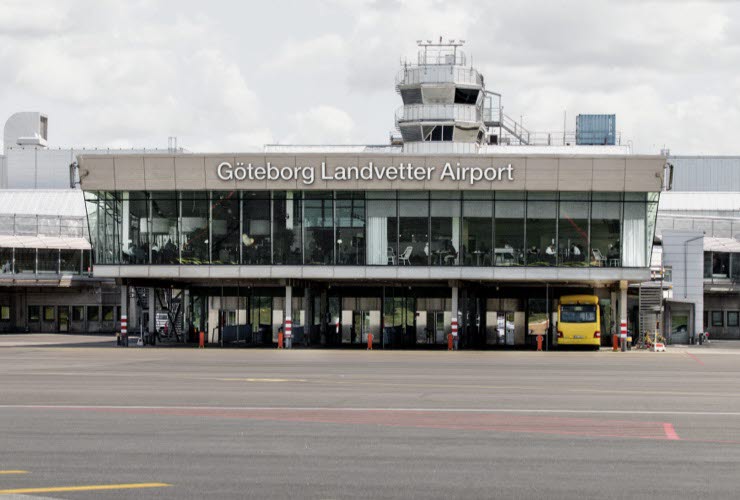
[0,235,90,250]
[704,236,740,253]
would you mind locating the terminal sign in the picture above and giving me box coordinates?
[217,161,514,186]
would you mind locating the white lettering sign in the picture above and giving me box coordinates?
[217,161,514,185]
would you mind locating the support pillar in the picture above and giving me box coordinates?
[319,290,327,345]
[451,284,459,350]
[183,289,190,344]
[620,281,628,352]
[284,284,293,349]
[304,286,312,346]
[120,284,128,345]
[129,288,139,332]
[610,290,618,340]
[148,287,155,335]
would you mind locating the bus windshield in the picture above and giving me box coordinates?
[560,304,597,323]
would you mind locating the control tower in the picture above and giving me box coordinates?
[395,39,531,153]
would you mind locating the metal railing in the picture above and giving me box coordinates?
[0,214,87,238]
[395,104,481,126]
[395,65,483,88]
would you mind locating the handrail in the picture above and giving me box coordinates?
[0,214,87,238]
[395,104,481,126]
[396,66,483,87]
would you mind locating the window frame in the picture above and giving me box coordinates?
[72,306,85,322]
[28,305,40,322]
[727,311,739,328]
[43,306,55,322]
[87,306,100,322]
[711,311,724,327]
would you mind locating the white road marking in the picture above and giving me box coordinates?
[1,405,740,417]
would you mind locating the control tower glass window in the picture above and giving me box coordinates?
[422,125,453,142]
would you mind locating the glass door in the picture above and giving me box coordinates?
[352,311,371,345]
[426,311,446,345]
[57,306,70,333]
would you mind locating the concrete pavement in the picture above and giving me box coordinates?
[1,335,739,499]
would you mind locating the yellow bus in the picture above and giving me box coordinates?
[557,295,601,349]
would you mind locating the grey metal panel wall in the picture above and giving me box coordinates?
[6,148,37,188]
[661,230,704,337]
[656,214,740,239]
[670,156,740,192]
[79,153,665,193]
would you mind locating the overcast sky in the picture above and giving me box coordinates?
[1,0,738,154]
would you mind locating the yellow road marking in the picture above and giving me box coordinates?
[0,482,170,495]
[0,470,27,475]
[218,378,307,383]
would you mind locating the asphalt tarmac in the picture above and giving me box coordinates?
[1,334,739,499]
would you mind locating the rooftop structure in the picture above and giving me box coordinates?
[394,40,624,154]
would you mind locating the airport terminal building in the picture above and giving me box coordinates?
[74,42,664,348]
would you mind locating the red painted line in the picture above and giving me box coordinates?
[685,352,704,365]
[663,423,680,440]
[39,406,678,441]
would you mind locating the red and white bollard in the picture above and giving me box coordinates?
[285,317,292,349]
[620,321,627,352]
[451,319,459,350]
[120,315,128,347]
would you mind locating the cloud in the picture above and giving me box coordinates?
[3,0,740,154]
[0,1,272,151]
[263,34,347,71]
[283,105,356,144]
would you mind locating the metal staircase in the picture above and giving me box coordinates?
[482,93,531,145]
[638,284,662,338]
[154,288,184,342]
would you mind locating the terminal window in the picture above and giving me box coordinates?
[1,305,9,321]
[728,312,739,327]
[43,306,54,322]
[28,306,40,322]
[712,311,724,327]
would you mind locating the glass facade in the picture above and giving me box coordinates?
[85,190,658,268]
[704,251,740,280]
[0,248,90,275]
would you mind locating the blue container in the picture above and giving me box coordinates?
[576,114,616,145]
